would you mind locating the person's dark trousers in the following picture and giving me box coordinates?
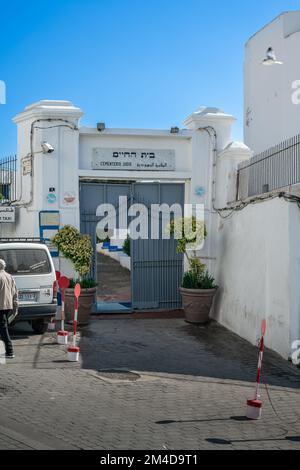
[0,310,13,355]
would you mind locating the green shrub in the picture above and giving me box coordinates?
[52,225,93,278]
[168,216,207,253]
[123,235,131,256]
[167,216,216,290]
[69,278,97,289]
[182,270,217,290]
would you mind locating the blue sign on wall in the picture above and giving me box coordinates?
[39,211,60,258]
[195,186,205,197]
[47,193,57,204]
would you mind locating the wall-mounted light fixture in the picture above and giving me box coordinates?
[262,47,283,66]
[170,126,180,134]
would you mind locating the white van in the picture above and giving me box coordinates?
[0,241,57,334]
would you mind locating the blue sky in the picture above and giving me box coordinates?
[0,0,300,155]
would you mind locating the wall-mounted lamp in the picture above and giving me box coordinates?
[262,47,283,66]
[170,126,180,134]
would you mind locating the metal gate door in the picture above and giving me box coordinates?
[131,182,184,310]
[80,182,131,278]
[80,181,184,310]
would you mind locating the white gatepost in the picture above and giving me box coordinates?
[12,100,83,274]
[215,141,252,208]
[183,107,236,274]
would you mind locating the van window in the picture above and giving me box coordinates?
[0,249,51,275]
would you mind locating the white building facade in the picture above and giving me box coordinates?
[1,11,300,360]
[245,11,300,153]
[1,99,246,282]
[214,10,300,360]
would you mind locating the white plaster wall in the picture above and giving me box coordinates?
[184,109,236,273]
[245,11,300,154]
[7,101,209,281]
[213,197,300,359]
[9,103,233,250]
[0,208,38,239]
[78,131,192,178]
[8,102,83,239]
[288,201,300,350]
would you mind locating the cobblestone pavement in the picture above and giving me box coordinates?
[97,253,131,303]
[0,318,299,450]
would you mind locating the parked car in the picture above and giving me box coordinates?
[0,241,57,334]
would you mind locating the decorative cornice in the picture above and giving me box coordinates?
[13,100,84,124]
[183,107,236,129]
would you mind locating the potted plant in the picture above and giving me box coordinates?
[169,217,218,324]
[52,225,97,325]
[65,278,97,324]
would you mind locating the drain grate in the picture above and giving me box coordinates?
[97,369,140,381]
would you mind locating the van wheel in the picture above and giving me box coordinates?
[31,320,48,334]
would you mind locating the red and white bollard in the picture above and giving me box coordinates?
[57,276,70,345]
[48,272,61,331]
[246,319,267,420]
[67,283,81,362]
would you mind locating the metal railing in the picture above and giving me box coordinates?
[0,155,17,204]
[237,134,300,200]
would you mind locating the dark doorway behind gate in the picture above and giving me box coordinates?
[79,181,184,312]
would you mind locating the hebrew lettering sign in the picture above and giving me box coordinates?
[92,148,175,171]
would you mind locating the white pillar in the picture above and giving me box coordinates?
[182,107,236,273]
[13,100,83,234]
[215,141,252,208]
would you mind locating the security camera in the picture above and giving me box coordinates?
[41,141,55,154]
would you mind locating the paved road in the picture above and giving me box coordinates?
[97,253,131,302]
[0,318,299,450]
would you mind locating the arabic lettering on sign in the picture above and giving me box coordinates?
[92,148,175,171]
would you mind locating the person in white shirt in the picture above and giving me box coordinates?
[0,259,18,358]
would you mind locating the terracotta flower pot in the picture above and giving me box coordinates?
[180,287,218,324]
[64,287,97,325]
